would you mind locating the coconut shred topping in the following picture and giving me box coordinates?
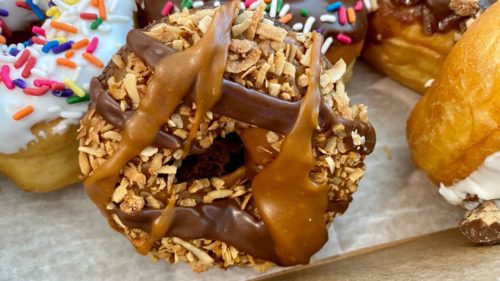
[0,0,136,154]
[439,152,500,209]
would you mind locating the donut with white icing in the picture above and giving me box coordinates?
[0,0,136,192]
[0,0,46,44]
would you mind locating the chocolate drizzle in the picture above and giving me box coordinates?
[115,201,280,263]
[91,29,376,155]
[86,2,376,266]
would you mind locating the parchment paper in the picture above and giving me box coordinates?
[0,61,464,281]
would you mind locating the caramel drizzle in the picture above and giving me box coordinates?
[84,1,239,254]
[90,29,376,155]
[250,33,328,265]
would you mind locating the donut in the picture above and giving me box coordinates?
[79,1,375,271]
[0,0,137,192]
[136,0,370,81]
[407,2,499,244]
[363,0,495,93]
[0,0,47,45]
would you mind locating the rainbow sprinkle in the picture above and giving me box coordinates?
[1,0,121,122]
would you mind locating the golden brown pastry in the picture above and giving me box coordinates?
[407,2,500,244]
[363,0,495,93]
[0,0,136,192]
[79,1,375,271]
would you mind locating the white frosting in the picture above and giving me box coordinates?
[439,152,500,209]
[0,0,136,154]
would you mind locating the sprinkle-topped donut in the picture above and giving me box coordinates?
[0,0,46,45]
[137,0,369,64]
[0,0,136,154]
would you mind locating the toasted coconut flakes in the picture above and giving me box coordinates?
[348,168,365,182]
[232,18,253,37]
[235,11,252,24]
[78,146,105,157]
[112,214,127,229]
[269,83,280,97]
[241,194,252,210]
[158,165,177,175]
[146,195,164,209]
[300,47,312,66]
[79,152,91,176]
[112,178,129,203]
[325,156,336,174]
[246,2,265,40]
[112,55,125,69]
[321,59,346,88]
[140,146,159,158]
[120,192,145,213]
[229,39,257,53]
[198,16,213,33]
[172,237,215,266]
[255,23,287,42]
[172,39,184,51]
[188,180,205,193]
[255,63,270,88]
[226,48,262,74]
[179,198,197,207]
[203,189,234,203]
[102,131,121,141]
[124,73,140,109]
[210,177,225,189]
[124,166,146,187]
[283,62,296,78]
[273,50,286,75]
[351,131,366,146]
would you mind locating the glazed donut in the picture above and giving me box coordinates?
[407,2,499,244]
[363,0,495,93]
[0,0,136,192]
[79,1,375,271]
[137,0,370,80]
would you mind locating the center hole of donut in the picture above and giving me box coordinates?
[5,21,43,46]
[176,133,245,183]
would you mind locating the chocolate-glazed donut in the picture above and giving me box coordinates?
[80,1,375,271]
[137,0,368,66]
[363,0,496,93]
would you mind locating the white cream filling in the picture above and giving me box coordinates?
[439,152,500,210]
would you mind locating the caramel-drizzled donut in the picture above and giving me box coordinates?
[82,1,375,268]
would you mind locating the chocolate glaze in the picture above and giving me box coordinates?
[90,29,376,155]
[374,0,495,36]
[136,0,368,64]
[115,201,281,263]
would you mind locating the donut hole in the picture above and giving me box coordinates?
[176,132,245,183]
[4,21,42,45]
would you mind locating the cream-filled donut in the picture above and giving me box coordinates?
[0,0,136,192]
